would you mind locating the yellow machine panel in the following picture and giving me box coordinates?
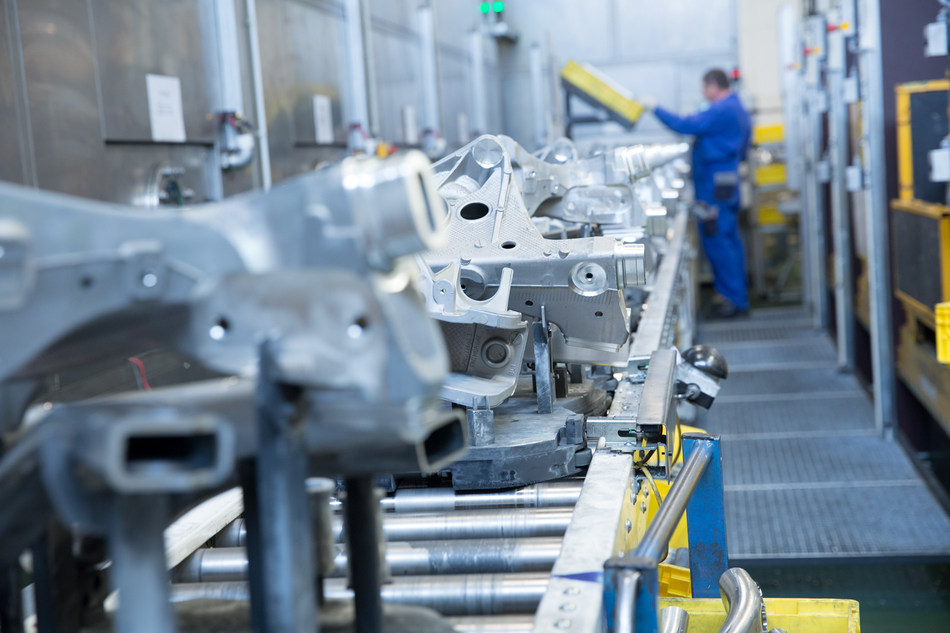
[560,60,646,127]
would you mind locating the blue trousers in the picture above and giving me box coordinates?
[699,203,748,311]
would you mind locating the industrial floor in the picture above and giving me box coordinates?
[696,305,950,563]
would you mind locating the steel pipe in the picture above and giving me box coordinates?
[633,441,713,562]
[448,615,536,633]
[661,606,690,633]
[383,482,583,514]
[613,569,639,633]
[171,574,548,616]
[216,507,573,548]
[717,568,763,633]
[176,537,562,582]
[324,573,548,616]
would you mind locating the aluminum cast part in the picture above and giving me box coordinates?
[424,135,649,360]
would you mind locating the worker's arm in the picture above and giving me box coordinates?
[654,106,718,136]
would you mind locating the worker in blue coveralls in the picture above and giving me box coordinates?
[641,69,751,318]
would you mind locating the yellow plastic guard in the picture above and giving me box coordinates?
[754,164,787,187]
[938,302,950,364]
[659,598,860,632]
[756,205,786,226]
[561,60,645,126]
[753,124,784,145]
[658,564,692,598]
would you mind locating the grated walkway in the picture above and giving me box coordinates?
[697,307,950,562]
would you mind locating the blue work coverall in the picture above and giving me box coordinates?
[654,94,751,311]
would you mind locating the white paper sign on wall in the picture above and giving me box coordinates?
[146,74,187,143]
[313,95,334,144]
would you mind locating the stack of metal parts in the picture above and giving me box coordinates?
[0,133,815,633]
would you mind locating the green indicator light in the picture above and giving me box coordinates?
[492,1,505,12]
[480,2,490,13]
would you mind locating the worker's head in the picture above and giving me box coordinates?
[702,69,731,102]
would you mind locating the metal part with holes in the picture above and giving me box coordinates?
[0,151,464,633]
[423,135,652,363]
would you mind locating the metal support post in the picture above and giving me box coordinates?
[529,43,548,149]
[683,434,728,598]
[107,495,176,633]
[0,561,23,633]
[418,4,441,139]
[244,0,272,189]
[32,525,84,633]
[827,16,856,371]
[343,477,384,633]
[857,0,897,436]
[469,30,488,136]
[243,341,317,633]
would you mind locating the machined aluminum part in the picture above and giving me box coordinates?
[424,135,652,360]
[421,260,528,409]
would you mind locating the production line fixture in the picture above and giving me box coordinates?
[0,136,859,633]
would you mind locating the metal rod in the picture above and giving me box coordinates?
[170,574,548,616]
[343,476,383,633]
[633,441,713,562]
[107,496,176,633]
[660,606,690,633]
[827,18,856,371]
[448,615,536,633]
[324,573,548,616]
[217,507,574,548]
[418,4,441,135]
[344,0,370,131]
[244,0,271,190]
[613,569,639,633]
[383,481,583,513]
[176,537,562,582]
[717,568,763,633]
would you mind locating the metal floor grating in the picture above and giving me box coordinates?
[717,366,863,398]
[697,306,950,561]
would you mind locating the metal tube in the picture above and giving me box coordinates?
[661,606,690,633]
[827,17,856,371]
[717,568,763,633]
[469,30,487,136]
[633,441,713,562]
[857,0,897,436]
[171,574,547,616]
[384,482,583,514]
[324,573,548,616]
[448,615,535,633]
[418,4,441,135]
[343,476,384,633]
[244,0,271,190]
[177,537,562,583]
[529,43,547,149]
[108,496,176,633]
[613,569,639,633]
[344,0,370,130]
[217,507,573,547]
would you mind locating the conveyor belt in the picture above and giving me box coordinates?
[698,307,950,561]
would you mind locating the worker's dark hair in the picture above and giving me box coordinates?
[703,69,730,90]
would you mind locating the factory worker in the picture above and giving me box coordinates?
[641,69,751,319]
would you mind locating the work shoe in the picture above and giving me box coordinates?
[704,297,748,320]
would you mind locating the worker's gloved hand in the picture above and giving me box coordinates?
[637,95,658,111]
